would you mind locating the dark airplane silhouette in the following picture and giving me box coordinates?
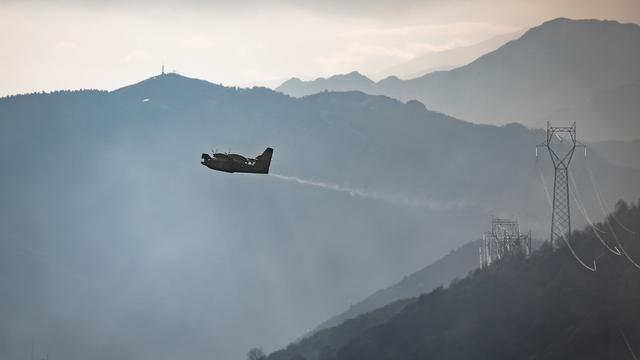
[201,148,273,174]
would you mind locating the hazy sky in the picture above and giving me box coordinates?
[1,0,639,96]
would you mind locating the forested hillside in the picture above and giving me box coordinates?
[1,74,638,360]
[269,202,640,360]
[311,240,483,334]
[268,201,640,360]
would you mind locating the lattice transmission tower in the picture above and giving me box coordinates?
[537,122,584,246]
[480,217,531,268]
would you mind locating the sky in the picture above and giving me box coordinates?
[1,0,639,96]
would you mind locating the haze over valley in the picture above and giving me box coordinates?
[1,1,640,360]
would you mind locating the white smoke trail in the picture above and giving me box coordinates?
[270,173,474,210]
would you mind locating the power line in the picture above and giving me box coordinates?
[585,155,637,235]
[568,170,621,256]
[584,156,640,270]
[569,170,606,234]
[539,167,596,272]
[620,327,639,360]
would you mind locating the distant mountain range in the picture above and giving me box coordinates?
[545,83,640,142]
[590,138,640,171]
[268,202,640,360]
[1,74,638,360]
[278,18,640,142]
[370,30,524,80]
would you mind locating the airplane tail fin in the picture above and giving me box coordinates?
[256,147,273,173]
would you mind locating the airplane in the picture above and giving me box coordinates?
[201,147,273,174]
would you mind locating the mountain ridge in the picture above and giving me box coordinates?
[2,73,639,360]
[277,18,640,141]
[310,239,483,335]
[267,201,640,360]
[370,30,525,80]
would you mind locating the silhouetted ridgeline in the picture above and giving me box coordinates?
[277,18,640,142]
[0,89,108,100]
[373,30,524,80]
[311,238,543,336]
[1,73,639,360]
[311,240,484,334]
[268,200,640,360]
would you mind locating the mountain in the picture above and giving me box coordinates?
[277,18,640,142]
[590,138,640,171]
[313,237,543,335]
[312,240,483,334]
[278,71,377,98]
[545,83,640,141]
[270,297,415,360]
[1,74,639,360]
[371,30,524,80]
[267,201,640,360]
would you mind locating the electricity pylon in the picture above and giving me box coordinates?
[537,122,584,246]
[480,217,531,268]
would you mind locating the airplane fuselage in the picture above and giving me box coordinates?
[201,148,273,174]
[201,158,266,173]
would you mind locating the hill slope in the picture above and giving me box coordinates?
[315,238,543,334]
[590,138,640,170]
[1,74,639,360]
[545,83,640,141]
[313,240,483,333]
[278,18,640,141]
[268,201,640,360]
